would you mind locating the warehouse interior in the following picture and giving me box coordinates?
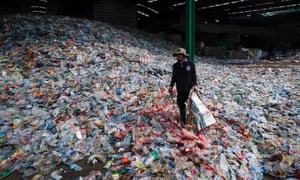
[0,1,300,180]
[1,0,300,56]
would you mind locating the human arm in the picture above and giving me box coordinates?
[191,62,197,86]
[169,66,175,95]
[191,63,198,92]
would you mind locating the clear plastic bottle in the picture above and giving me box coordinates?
[50,168,64,180]
[22,168,38,178]
[67,163,82,171]
[144,150,160,167]
[103,170,112,179]
[115,132,131,148]
[158,146,171,158]
[100,136,114,152]
[219,153,229,179]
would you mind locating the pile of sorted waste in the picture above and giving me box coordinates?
[0,14,299,179]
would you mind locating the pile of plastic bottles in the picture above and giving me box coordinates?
[0,14,299,179]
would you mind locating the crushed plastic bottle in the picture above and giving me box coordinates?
[50,168,64,180]
[144,150,160,167]
[66,162,82,171]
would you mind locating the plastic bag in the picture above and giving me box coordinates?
[190,91,216,130]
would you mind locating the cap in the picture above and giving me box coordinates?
[173,48,189,57]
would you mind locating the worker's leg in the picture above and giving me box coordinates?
[177,91,190,126]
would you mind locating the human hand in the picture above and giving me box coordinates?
[168,87,173,96]
[193,86,199,92]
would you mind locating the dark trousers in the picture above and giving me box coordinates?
[177,91,190,124]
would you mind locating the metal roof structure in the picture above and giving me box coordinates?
[136,0,300,27]
[1,0,299,28]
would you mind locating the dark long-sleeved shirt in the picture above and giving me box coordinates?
[170,60,197,92]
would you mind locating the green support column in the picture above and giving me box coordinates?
[185,0,195,61]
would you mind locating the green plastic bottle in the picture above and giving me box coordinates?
[144,150,160,166]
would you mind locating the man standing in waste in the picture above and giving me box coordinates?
[169,48,198,126]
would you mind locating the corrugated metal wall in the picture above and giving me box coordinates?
[93,0,136,27]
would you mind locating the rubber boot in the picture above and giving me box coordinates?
[179,108,187,126]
